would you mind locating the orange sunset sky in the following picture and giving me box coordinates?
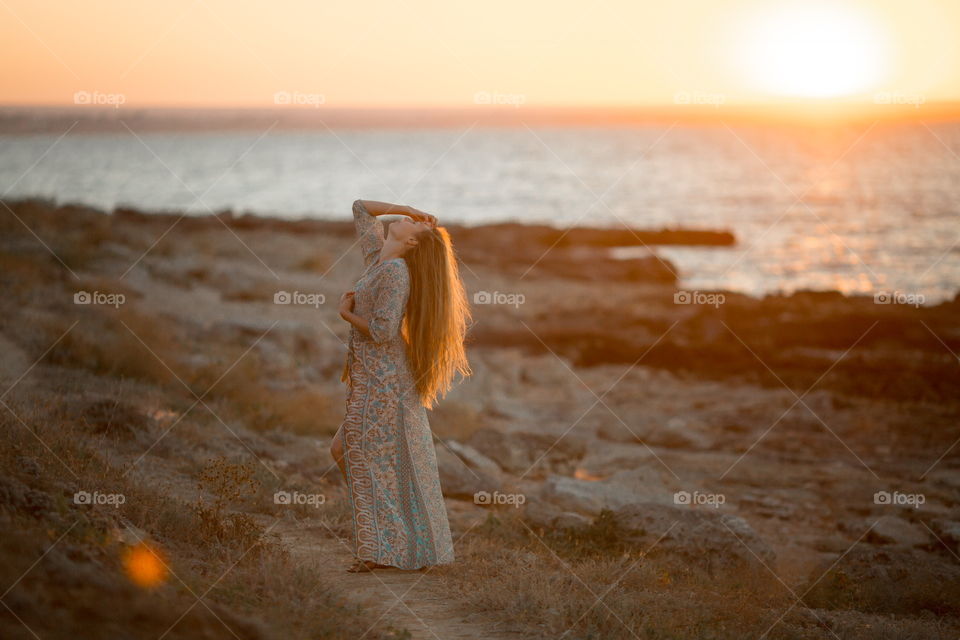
[0,0,958,108]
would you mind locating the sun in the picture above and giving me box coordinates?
[735,3,890,98]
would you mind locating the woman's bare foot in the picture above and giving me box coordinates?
[346,558,391,573]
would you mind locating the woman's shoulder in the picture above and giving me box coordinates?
[378,256,407,268]
[376,257,409,278]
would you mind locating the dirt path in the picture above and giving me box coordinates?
[274,521,527,640]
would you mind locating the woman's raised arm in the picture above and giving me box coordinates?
[352,200,385,267]
[355,200,418,217]
[355,200,438,227]
[352,199,439,267]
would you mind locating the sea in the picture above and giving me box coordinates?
[1,119,957,302]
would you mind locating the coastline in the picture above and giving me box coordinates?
[1,196,959,637]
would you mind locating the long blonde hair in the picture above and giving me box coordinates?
[402,225,472,409]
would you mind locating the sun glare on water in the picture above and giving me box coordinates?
[735,2,890,98]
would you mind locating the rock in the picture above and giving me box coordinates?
[739,491,799,520]
[929,519,960,554]
[522,496,592,531]
[597,414,714,450]
[648,416,714,449]
[603,467,678,505]
[812,535,856,553]
[111,518,151,546]
[926,468,960,492]
[455,226,680,283]
[801,389,836,415]
[0,476,55,519]
[436,446,502,501]
[540,474,639,516]
[577,443,658,475]
[866,515,929,547]
[595,421,637,443]
[522,497,563,529]
[446,440,502,479]
[611,502,777,575]
[467,428,586,477]
[554,511,592,530]
[518,353,578,388]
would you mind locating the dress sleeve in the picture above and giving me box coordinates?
[368,260,410,344]
[353,200,384,268]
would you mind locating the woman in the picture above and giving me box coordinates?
[330,199,472,573]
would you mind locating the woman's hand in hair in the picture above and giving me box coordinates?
[357,200,437,228]
[408,208,438,229]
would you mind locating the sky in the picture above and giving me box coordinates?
[0,0,958,108]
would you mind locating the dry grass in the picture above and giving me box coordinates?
[802,552,960,618]
[435,511,954,640]
[43,303,185,386]
[0,210,402,637]
[0,392,403,640]
[193,457,266,551]
[294,252,333,273]
[188,352,343,435]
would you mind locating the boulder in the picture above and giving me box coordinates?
[866,515,929,547]
[554,511,592,530]
[926,468,960,492]
[739,491,799,520]
[539,474,639,516]
[522,496,592,532]
[597,414,714,450]
[445,440,503,479]
[467,428,586,478]
[0,476,56,520]
[436,445,502,501]
[649,416,715,449]
[930,519,960,554]
[611,502,776,575]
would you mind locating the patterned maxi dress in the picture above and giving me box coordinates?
[337,200,455,570]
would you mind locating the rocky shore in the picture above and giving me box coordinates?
[2,196,958,638]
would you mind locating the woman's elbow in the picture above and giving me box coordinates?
[367,319,399,344]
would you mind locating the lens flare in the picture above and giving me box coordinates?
[122,541,169,589]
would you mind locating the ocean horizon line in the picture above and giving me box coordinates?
[1,101,959,134]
